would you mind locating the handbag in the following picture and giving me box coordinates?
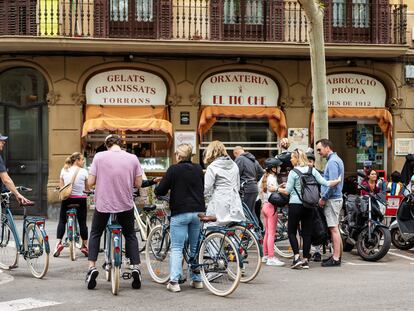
[58,168,80,201]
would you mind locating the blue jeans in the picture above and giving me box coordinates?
[170,212,202,283]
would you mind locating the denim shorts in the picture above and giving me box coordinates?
[324,198,343,227]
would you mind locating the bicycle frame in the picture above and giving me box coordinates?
[66,208,79,243]
[133,202,148,241]
[105,215,123,269]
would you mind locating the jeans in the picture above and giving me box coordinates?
[170,212,202,283]
[57,197,88,241]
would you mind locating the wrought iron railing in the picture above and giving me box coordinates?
[0,0,407,45]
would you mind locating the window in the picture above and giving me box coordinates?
[110,0,153,22]
[224,0,263,25]
[201,118,278,164]
[333,0,370,28]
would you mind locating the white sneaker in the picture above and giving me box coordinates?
[190,280,204,289]
[266,257,286,267]
[261,256,268,263]
[167,282,181,292]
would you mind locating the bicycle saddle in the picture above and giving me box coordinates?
[198,213,217,223]
[143,204,157,212]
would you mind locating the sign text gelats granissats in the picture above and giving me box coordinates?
[200,71,279,107]
[85,69,167,106]
[326,73,386,108]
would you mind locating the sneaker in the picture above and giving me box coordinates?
[291,258,303,269]
[266,257,285,267]
[80,246,89,257]
[321,257,341,267]
[322,255,333,263]
[190,280,204,289]
[302,260,310,269]
[53,242,64,258]
[85,267,99,290]
[311,252,322,262]
[167,282,181,292]
[261,256,268,263]
[131,268,142,289]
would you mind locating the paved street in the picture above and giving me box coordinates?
[1,219,414,311]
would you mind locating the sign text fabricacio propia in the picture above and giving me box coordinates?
[326,73,386,108]
[201,71,279,107]
[85,69,167,106]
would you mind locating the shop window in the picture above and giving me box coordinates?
[201,118,278,165]
[84,131,169,171]
[356,124,385,170]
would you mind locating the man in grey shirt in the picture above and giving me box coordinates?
[233,146,263,223]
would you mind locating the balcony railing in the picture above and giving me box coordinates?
[0,1,407,45]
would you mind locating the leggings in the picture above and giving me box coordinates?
[57,197,88,241]
[262,202,277,257]
[287,203,314,259]
[88,208,140,265]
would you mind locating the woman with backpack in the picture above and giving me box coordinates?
[258,157,285,266]
[277,149,341,269]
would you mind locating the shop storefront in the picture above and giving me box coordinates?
[311,73,392,176]
[198,71,287,164]
[82,69,173,174]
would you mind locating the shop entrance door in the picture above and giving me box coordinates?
[0,68,48,216]
[329,122,357,177]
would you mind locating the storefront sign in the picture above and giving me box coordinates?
[85,69,167,106]
[327,73,386,108]
[201,71,279,107]
[174,131,197,154]
[288,128,309,151]
[395,138,414,156]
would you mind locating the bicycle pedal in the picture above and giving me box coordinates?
[122,272,131,280]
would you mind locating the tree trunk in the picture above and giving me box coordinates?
[299,0,328,170]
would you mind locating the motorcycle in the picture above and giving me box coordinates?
[389,187,414,250]
[341,175,391,261]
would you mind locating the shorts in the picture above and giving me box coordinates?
[324,198,343,227]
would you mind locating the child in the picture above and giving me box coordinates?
[259,157,285,266]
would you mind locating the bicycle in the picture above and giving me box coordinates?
[0,187,50,278]
[63,205,83,261]
[145,213,242,297]
[274,207,294,258]
[102,213,123,295]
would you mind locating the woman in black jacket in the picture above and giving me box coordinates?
[154,143,205,293]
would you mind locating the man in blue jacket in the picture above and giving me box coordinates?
[316,139,344,267]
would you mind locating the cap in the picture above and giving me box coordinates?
[0,134,8,141]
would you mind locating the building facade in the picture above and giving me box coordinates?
[0,0,413,216]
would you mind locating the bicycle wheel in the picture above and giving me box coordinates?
[274,216,294,258]
[232,225,261,283]
[199,232,241,297]
[145,225,170,284]
[25,223,49,279]
[111,238,120,295]
[69,219,76,261]
[0,221,19,269]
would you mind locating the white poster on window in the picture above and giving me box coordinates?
[201,71,279,107]
[85,69,167,106]
[395,138,414,156]
[287,128,309,152]
[174,131,197,155]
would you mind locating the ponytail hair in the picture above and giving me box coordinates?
[63,152,82,170]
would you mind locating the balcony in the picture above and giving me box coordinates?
[0,1,408,56]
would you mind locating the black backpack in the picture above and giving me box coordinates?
[311,208,329,246]
[292,167,320,209]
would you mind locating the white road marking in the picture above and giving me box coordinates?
[345,262,386,266]
[0,298,61,311]
[388,251,414,261]
[0,270,14,285]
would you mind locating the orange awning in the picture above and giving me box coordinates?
[198,106,287,141]
[310,107,393,148]
[82,105,172,141]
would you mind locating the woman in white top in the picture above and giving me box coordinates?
[204,141,245,226]
[259,157,285,267]
[54,152,90,258]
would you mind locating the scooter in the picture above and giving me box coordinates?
[389,187,414,250]
[341,173,391,261]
